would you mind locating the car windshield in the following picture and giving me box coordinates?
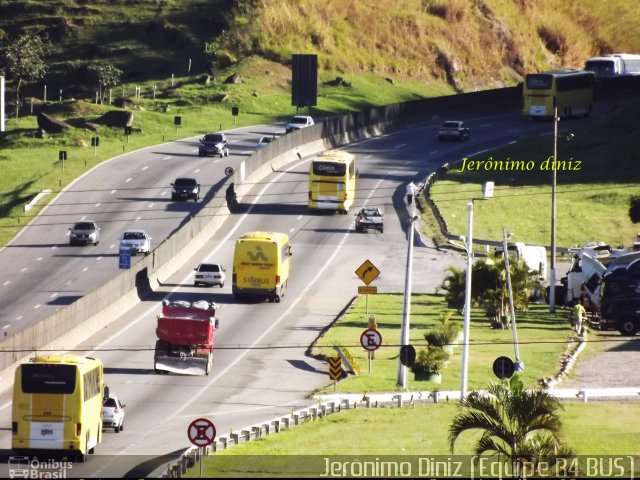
[442,122,460,128]
[73,222,95,230]
[290,117,307,124]
[260,137,273,144]
[104,398,117,408]
[123,232,145,240]
[203,134,223,143]
[198,264,221,272]
[174,178,197,187]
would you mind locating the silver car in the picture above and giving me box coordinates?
[69,221,100,246]
[194,263,226,287]
[102,394,126,433]
[119,230,152,256]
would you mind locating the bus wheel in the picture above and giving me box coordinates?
[274,295,280,303]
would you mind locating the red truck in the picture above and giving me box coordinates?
[154,299,219,375]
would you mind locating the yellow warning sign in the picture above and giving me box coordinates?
[358,286,378,294]
[355,260,380,286]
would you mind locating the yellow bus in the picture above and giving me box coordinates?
[308,150,357,214]
[12,355,104,462]
[523,69,595,118]
[232,232,292,303]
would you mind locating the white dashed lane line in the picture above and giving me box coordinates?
[126,178,132,183]
[2,281,9,287]
[111,190,117,194]
[36,257,43,262]
[142,166,148,171]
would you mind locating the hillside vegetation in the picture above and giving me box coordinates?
[2,0,640,96]
[2,0,640,247]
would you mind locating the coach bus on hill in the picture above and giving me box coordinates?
[584,53,640,78]
[523,69,595,119]
[12,355,104,462]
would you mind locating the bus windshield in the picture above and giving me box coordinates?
[21,364,76,394]
[585,60,615,77]
[312,161,346,176]
[525,74,553,90]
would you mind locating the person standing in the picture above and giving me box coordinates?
[406,181,417,205]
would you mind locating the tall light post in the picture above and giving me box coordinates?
[502,228,523,371]
[460,201,473,400]
[396,210,418,389]
[549,107,559,312]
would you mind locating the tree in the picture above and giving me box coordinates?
[89,64,123,103]
[440,266,466,312]
[449,376,573,475]
[3,33,48,117]
[471,257,535,326]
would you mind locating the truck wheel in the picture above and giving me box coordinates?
[617,317,639,336]
[379,227,384,233]
[274,295,280,303]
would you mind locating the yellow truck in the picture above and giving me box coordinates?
[232,232,292,303]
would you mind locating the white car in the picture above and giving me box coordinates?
[194,263,226,287]
[285,115,314,132]
[119,230,152,256]
[102,394,126,433]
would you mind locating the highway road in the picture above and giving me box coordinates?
[0,109,601,477]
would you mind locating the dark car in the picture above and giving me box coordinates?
[171,177,200,202]
[69,221,100,245]
[437,121,470,141]
[198,132,229,157]
[355,207,384,233]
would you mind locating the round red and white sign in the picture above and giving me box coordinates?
[187,418,216,447]
[360,328,382,351]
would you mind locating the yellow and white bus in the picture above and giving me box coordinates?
[232,231,292,303]
[12,355,104,462]
[523,69,595,118]
[308,150,357,214]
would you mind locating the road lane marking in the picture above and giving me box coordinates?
[142,166,148,171]
[109,157,364,454]
[33,304,41,309]
[148,203,154,208]
[95,202,101,207]
[20,268,27,273]
[163,156,172,160]
[126,178,132,183]
[36,257,43,262]
[50,293,58,298]
[97,256,103,261]
[2,281,9,286]
[82,267,89,272]
[111,189,117,194]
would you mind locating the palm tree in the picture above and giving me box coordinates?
[449,376,573,475]
[440,266,466,312]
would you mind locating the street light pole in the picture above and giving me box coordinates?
[502,228,523,371]
[396,212,417,389]
[460,201,473,400]
[549,107,558,312]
